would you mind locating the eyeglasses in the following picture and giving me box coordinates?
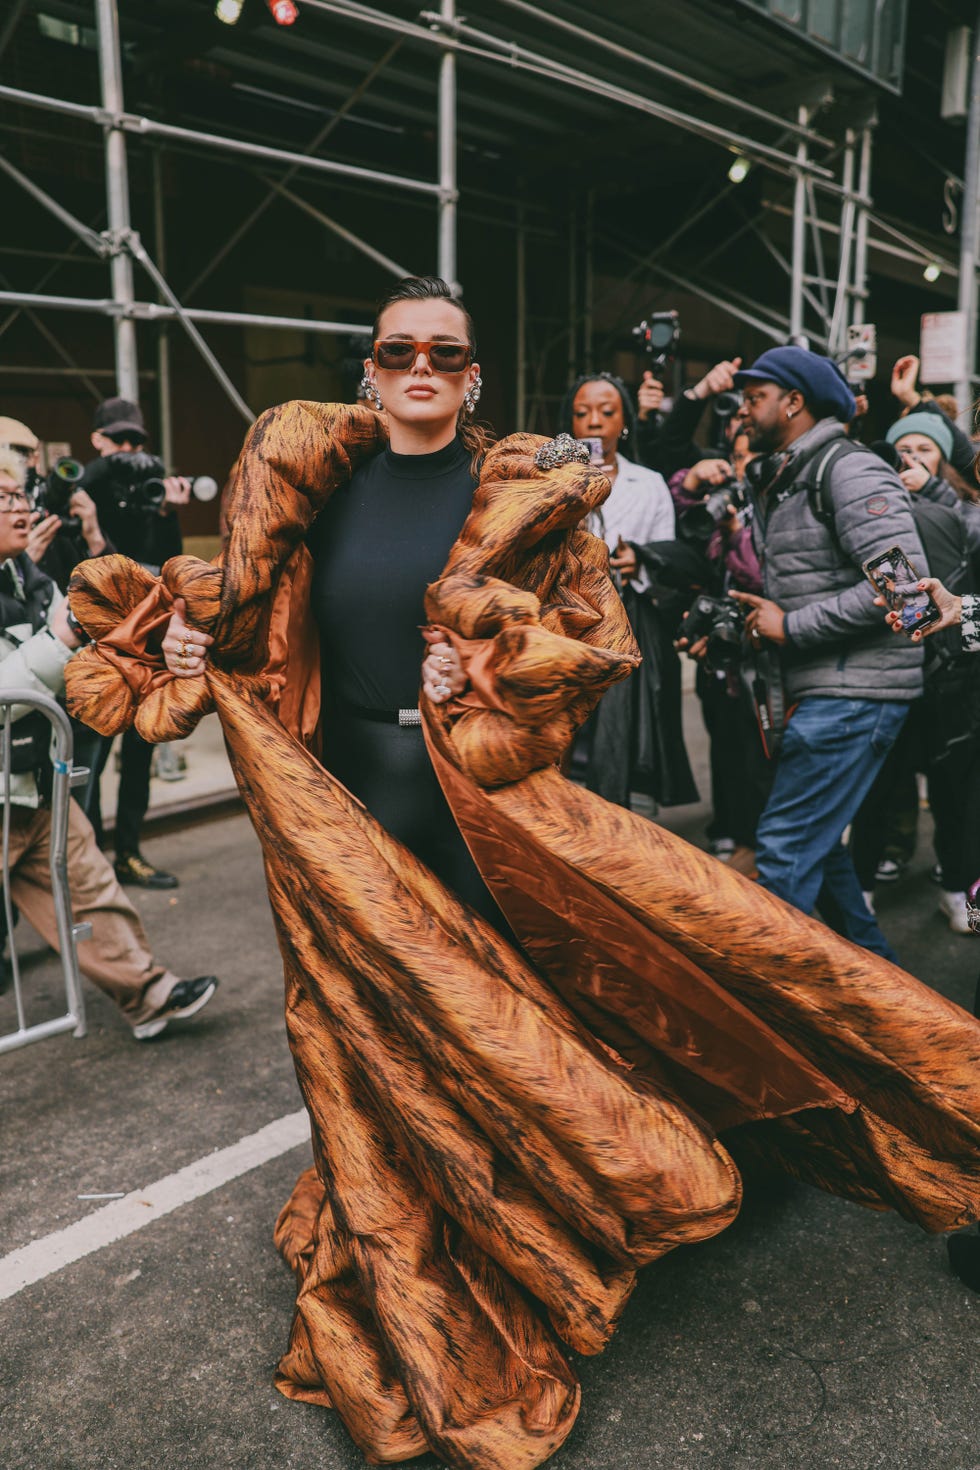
[373,338,473,373]
[105,430,145,447]
[0,491,31,512]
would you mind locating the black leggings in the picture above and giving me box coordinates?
[321,713,507,931]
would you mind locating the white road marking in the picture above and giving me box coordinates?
[0,1109,311,1302]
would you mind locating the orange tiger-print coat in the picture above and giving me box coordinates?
[65,403,980,1470]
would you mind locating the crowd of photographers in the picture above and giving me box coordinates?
[3,336,980,1046]
[561,342,980,961]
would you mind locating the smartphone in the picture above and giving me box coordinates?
[862,547,942,635]
[582,436,606,467]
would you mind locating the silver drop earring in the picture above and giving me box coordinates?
[360,371,383,411]
[463,374,483,414]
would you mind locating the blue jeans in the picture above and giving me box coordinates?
[755,697,909,961]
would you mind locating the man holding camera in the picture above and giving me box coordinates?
[729,346,926,961]
[0,417,110,585]
[80,397,191,890]
[0,448,218,1039]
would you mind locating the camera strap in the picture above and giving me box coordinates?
[748,642,787,760]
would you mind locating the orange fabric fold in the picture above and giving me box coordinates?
[63,403,980,1470]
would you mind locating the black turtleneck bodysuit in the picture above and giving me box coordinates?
[307,435,502,923]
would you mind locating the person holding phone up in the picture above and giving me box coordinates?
[727,347,928,962]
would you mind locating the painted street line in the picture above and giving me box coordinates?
[0,1109,310,1302]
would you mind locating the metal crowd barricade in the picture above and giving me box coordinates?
[0,690,91,1053]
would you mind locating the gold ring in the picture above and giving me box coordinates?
[176,655,187,668]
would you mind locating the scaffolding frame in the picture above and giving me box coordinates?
[0,0,954,434]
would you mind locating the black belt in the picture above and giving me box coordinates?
[329,702,422,727]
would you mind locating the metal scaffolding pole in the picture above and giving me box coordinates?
[265,181,411,277]
[95,0,138,400]
[828,129,857,354]
[516,200,527,430]
[437,0,457,287]
[0,83,442,197]
[152,151,174,468]
[956,11,980,407]
[790,105,810,340]
[851,125,874,327]
[0,290,370,336]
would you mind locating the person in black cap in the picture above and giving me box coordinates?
[79,397,191,889]
[722,345,928,961]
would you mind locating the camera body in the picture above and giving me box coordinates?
[27,456,85,533]
[680,476,746,543]
[677,593,746,669]
[632,309,680,371]
[103,451,219,514]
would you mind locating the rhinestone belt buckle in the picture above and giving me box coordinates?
[398,708,422,727]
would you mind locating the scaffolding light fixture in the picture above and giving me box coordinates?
[268,0,299,23]
[923,261,942,282]
[215,0,244,22]
[727,154,752,184]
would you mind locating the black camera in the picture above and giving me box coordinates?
[677,592,746,669]
[708,389,743,452]
[27,456,85,533]
[632,310,680,371]
[103,451,218,514]
[680,477,746,543]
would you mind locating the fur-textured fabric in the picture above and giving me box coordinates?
[65,402,980,1470]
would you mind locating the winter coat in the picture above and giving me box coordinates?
[748,419,926,703]
[0,554,72,807]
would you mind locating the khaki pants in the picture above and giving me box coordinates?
[5,801,178,1028]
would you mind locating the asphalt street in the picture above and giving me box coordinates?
[1,694,979,1470]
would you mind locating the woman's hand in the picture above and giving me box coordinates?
[161,596,213,677]
[610,536,638,579]
[25,512,61,564]
[899,461,930,493]
[421,626,467,705]
[875,577,961,641]
[890,354,920,408]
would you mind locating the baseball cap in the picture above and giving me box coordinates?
[92,397,146,440]
[734,346,856,423]
[0,416,39,453]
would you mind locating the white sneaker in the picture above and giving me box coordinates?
[862,891,876,914]
[938,890,973,935]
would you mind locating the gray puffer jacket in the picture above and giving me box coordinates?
[749,419,926,703]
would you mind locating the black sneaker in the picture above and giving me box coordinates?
[133,976,219,1041]
[114,851,179,890]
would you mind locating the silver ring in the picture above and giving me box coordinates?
[439,656,452,669]
[533,432,591,471]
[435,682,452,698]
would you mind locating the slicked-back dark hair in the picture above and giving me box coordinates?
[371,275,491,471]
[556,372,638,462]
[372,275,476,348]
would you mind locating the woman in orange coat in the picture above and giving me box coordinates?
[65,278,980,1470]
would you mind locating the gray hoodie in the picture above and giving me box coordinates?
[748,419,926,703]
